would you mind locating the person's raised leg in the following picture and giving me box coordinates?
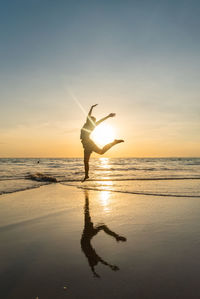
[91,139,124,156]
[101,139,124,154]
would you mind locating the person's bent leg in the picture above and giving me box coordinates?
[101,139,124,154]
[91,139,124,156]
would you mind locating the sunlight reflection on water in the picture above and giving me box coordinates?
[99,157,110,169]
[99,191,111,213]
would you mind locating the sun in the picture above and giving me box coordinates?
[91,123,116,147]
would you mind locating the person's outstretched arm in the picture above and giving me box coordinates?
[88,104,98,117]
[96,113,116,126]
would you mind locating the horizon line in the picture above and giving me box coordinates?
[0,156,200,159]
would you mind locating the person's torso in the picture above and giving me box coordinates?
[80,120,96,140]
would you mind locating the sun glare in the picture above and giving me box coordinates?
[91,124,116,147]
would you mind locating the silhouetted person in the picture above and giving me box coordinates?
[81,190,126,278]
[80,104,124,182]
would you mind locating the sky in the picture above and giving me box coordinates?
[0,0,200,157]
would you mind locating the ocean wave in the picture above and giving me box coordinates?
[59,177,200,182]
[76,186,200,198]
[0,184,44,196]
[95,167,156,171]
[26,173,57,182]
[1,176,200,184]
[95,167,191,172]
[0,177,26,181]
[186,163,200,166]
[1,158,200,196]
[0,177,49,196]
[1,177,200,197]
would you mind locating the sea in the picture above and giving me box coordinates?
[0,157,200,198]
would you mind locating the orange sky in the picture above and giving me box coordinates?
[1,115,199,157]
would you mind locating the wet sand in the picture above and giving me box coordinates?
[1,184,200,299]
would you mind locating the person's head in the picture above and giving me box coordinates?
[87,116,96,125]
[91,116,96,123]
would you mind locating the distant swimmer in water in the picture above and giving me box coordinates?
[80,104,124,182]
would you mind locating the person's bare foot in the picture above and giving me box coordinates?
[114,139,124,144]
[82,175,89,182]
[116,236,127,242]
[110,265,119,271]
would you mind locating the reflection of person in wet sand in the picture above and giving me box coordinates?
[80,104,124,182]
[81,190,127,278]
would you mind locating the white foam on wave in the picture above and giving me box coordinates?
[26,172,57,182]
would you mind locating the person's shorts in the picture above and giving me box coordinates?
[81,138,101,154]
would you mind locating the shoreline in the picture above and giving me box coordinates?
[1,177,200,198]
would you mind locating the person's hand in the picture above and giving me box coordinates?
[110,265,119,271]
[108,113,116,117]
[116,236,127,242]
[92,104,98,108]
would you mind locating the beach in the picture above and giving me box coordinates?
[1,0,200,297]
[1,183,200,299]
